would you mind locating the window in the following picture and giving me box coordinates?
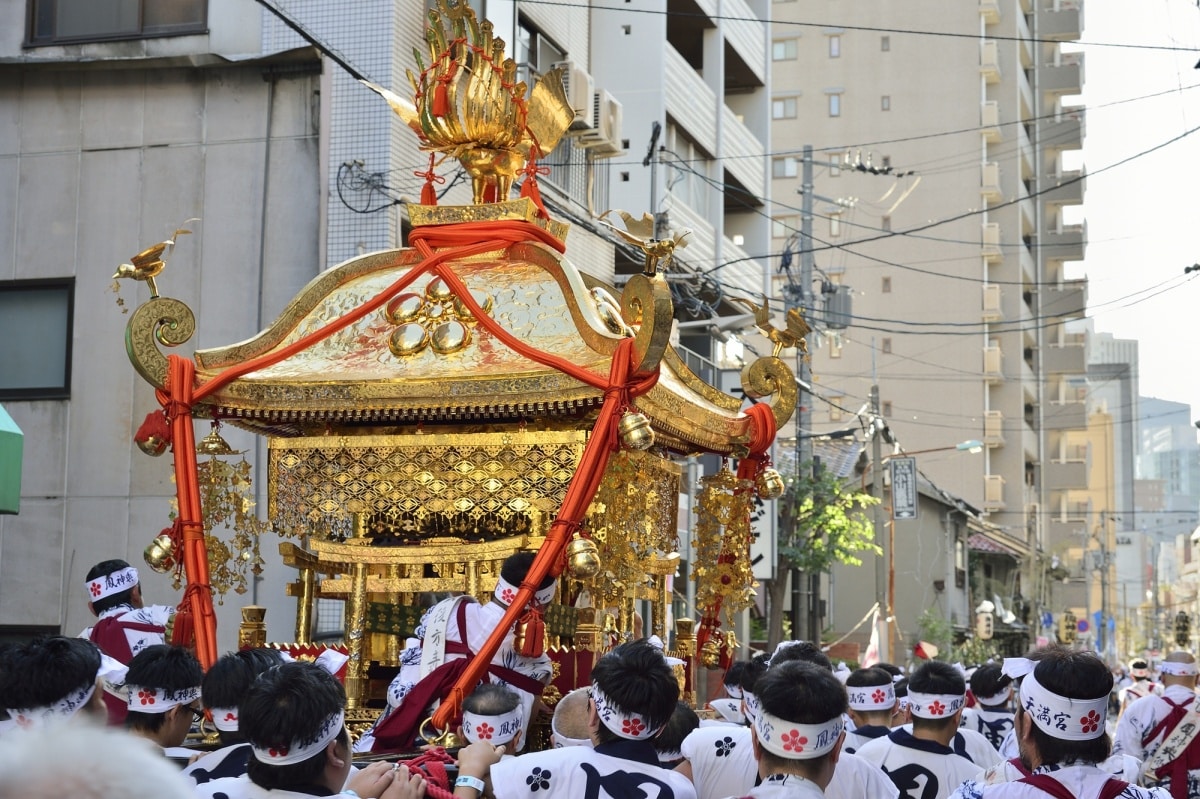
[773,157,798,178]
[881,35,890,51]
[881,276,892,293]
[829,213,842,238]
[829,338,842,359]
[828,93,841,117]
[828,35,841,57]
[830,156,841,176]
[0,279,73,399]
[830,397,844,422]
[517,17,566,78]
[882,338,892,354]
[27,0,207,45]
[772,39,798,60]
[772,97,798,119]
[772,216,798,239]
[881,95,891,111]
[882,400,893,416]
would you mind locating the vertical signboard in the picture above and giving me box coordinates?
[891,457,918,520]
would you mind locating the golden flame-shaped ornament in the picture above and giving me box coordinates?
[144,533,176,574]
[755,468,786,500]
[617,410,655,451]
[566,534,601,579]
[700,638,722,670]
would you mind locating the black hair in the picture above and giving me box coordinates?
[970,664,1012,707]
[893,677,908,698]
[770,641,833,673]
[654,701,699,763]
[590,639,679,746]
[874,662,903,678]
[908,660,965,734]
[846,666,894,689]
[1020,645,1112,767]
[739,655,770,694]
[86,559,138,614]
[202,648,287,744]
[723,661,748,688]
[242,661,348,790]
[0,636,101,710]
[500,551,556,591]
[124,645,203,734]
[462,682,521,717]
[755,661,848,772]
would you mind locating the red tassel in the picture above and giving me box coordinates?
[134,410,172,456]
[519,175,550,220]
[421,182,438,205]
[514,607,546,658]
[431,63,457,117]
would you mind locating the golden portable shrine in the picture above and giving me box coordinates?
[116,0,799,749]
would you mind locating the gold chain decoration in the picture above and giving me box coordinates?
[691,463,757,625]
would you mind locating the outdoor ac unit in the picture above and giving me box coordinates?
[578,89,624,158]
[551,60,594,131]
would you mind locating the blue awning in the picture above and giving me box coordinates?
[0,404,22,515]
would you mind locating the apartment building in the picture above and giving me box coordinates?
[770,1,1086,638]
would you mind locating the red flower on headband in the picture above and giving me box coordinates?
[928,701,946,716]
[622,718,646,736]
[872,689,887,704]
[268,746,290,758]
[477,722,494,740]
[89,583,102,597]
[780,730,807,752]
[500,588,516,604]
[223,712,237,722]
[1080,710,1100,734]
[137,690,156,706]
[15,714,32,729]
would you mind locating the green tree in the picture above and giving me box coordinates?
[767,463,880,650]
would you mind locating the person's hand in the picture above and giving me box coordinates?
[347,760,398,798]
[187,751,205,765]
[456,740,503,779]
[382,764,427,799]
[532,697,553,718]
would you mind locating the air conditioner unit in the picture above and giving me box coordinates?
[551,60,595,131]
[578,89,624,158]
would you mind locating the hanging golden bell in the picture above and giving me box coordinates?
[617,410,655,451]
[566,535,602,579]
[144,533,176,574]
[196,427,240,457]
[756,468,786,500]
[700,638,722,670]
[137,434,169,457]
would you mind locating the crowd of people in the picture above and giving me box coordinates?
[1,557,1198,799]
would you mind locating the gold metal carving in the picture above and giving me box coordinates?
[740,355,798,431]
[113,221,196,300]
[731,297,811,359]
[691,464,757,624]
[125,297,196,389]
[619,273,674,377]
[598,210,690,276]
[405,198,570,240]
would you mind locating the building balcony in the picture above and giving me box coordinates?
[1045,458,1087,490]
[1023,420,1038,462]
[1042,107,1083,151]
[721,0,766,86]
[984,475,1006,511]
[984,345,1004,383]
[980,0,1001,24]
[665,44,717,155]
[981,101,1002,142]
[982,283,1003,322]
[982,162,1002,202]
[1039,52,1084,96]
[1042,223,1086,263]
[1038,1,1083,41]
[1044,399,1086,430]
[665,193,715,267]
[721,105,766,202]
[981,40,1001,83]
[1047,515,1087,541]
[982,222,1002,263]
[1042,279,1087,319]
[1043,339,1087,374]
[719,235,766,297]
[984,410,1005,447]
[1041,168,1085,207]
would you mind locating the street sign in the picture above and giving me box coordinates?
[891,457,918,520]
[1077,619,1089,633]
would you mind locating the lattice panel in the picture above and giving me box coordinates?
[268,432,587,539]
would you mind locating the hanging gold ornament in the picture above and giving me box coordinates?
[617,410,655,451]
[756,468,786,500]
[699,638,722,669]
[566,534,601,579]
[691,464,757,626]
[137,434,170,457]
[143,533,176,574]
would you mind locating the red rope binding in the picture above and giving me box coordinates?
[415,154,445,206]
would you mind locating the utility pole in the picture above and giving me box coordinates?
[870,382,889,663]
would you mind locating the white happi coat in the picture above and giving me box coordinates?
[1114,683,1200,796]
[679,725,898,799]
[855,729,982,799]
[961,707,1016,753]
[901,724,1004,769]
[79,604,173,660]
[1119,681,1163,711]
[181,743,252,785]
[844,725,892,756]
[947,763,1161,799]
[193,775,359,799]
[491,743,697,799]
[734,773,825,799]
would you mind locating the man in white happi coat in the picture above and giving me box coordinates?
[736,659,850,799]
[948,645,1162,799]
[0,635,121,733]
[453,639,696,799]
[194,661,423,799]
[1114,650,1200,799]
[1119,660,1162,715]
[359,551,555,753]
[960,665,1015,753]
[855,660,981,799]
[677,645,898,799]
[844,667,900,754]
[121,643,204,761]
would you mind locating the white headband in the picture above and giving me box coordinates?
[552,688,593,748]
[753,708,844,760]
[847,682,896,711]
[725,684,744,699]
[251,710,345,766]
[127,685,201,714]
[210,706,240,732]
[709,697,745,724]
[743,691,761,724]
[1003,657,1109,741]
[657,749,683,763]
[976,685,1013,706]
[462,706,524,746]
[86,567,139,602]
[494,576,557,608]
[591,684,657,740]
[906,690,966,719]
[1158,661,1198,677]
[5,653,126,729]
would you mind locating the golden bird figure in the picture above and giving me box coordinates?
[597,210,690,276]
[113,220,197,299]
[731,296,811,358]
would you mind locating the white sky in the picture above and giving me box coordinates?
[1074,1,1200,419]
